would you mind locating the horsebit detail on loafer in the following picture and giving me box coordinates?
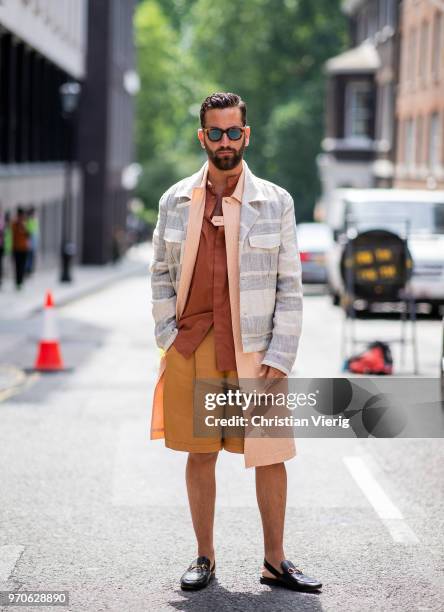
[189,563,209,571]
[287,567,303,574]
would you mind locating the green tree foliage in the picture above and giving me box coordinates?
[135,0,347,220]
[188,0,347,220]
[135,0,179,161]
[134,0,210,210]
[264,92,323,220]
[155,0,198,31]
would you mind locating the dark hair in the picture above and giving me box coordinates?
[17,206,25,216]
[200,92,247,128]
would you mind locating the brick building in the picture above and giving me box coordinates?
[395,0,444,189]
[317,0,400,218]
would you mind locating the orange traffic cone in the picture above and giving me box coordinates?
[34,291,65,371]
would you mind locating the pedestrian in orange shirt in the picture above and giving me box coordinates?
[11,206,30,290]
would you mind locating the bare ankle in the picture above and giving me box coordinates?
[197,549,215,565]
[264,550,285,567]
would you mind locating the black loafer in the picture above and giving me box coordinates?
[180,556,215,591]
[260,558,322,592]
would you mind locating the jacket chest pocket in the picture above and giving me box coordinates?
[247,233,281,273]
[164,227,185,265]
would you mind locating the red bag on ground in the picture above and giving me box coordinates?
[345,341,393,375]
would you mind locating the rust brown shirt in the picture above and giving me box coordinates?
[12,220,29,252]
[172,169,242,371]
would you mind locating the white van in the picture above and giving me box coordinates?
[325,188,444,315]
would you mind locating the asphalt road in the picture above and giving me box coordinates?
[0,275,443,611]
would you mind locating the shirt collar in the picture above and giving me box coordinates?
[201,160,245,204]
[230,162,245,203]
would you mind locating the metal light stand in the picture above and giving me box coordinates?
[59,82,81,283]
[340,214,419,375]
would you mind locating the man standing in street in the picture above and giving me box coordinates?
[0,204,5,289]
[25,206,39,277]
[11,207,30,290]
[150,92,322,593]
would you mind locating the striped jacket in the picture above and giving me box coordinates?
[149,160,303,376]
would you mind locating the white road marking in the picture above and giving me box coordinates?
[0,545,25,582]
[343,456,419,544]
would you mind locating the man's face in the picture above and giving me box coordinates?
[198,107,250,171]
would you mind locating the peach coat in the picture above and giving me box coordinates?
[150,162,297,468]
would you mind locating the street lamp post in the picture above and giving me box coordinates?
[59,81,81,283]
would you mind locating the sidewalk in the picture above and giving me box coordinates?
[0,241,154,397]
[0,241,153,320]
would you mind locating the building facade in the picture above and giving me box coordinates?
[395,0,444,189]
[317,0,400,217]
[0,0,138,269]
[0,0,87,267]
[79,0,138,264]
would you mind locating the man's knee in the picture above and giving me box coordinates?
[187,451,219,466]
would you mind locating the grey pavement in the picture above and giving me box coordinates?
[0,242,153,395]
[0,241,153,319]
[0,271,443,611]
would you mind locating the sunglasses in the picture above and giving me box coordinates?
[202,126,247,142]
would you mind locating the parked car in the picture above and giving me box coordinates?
[325,189,444,314]
[296,222,333,284]
[441,316,444,397]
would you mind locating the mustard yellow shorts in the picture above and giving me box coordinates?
[163,326,244,454]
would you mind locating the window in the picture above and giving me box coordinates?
[376,0,395,31]
[419,21,429,84]
[350,200,444,234]
[409,28,417,89]
[368,2,377,37]
[405,118,416,168]
[429,112,441,170]
[400,29,409,89]
[381,82,393,144]
[386,0,396,28]
[378,0,386,30]
[358,12,366,42]
[345,81,373,140]
[431,12,443,81]
[416,116,423,165]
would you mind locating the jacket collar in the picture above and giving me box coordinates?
[174,159,267,204]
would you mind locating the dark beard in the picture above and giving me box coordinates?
[204,137,246,170]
